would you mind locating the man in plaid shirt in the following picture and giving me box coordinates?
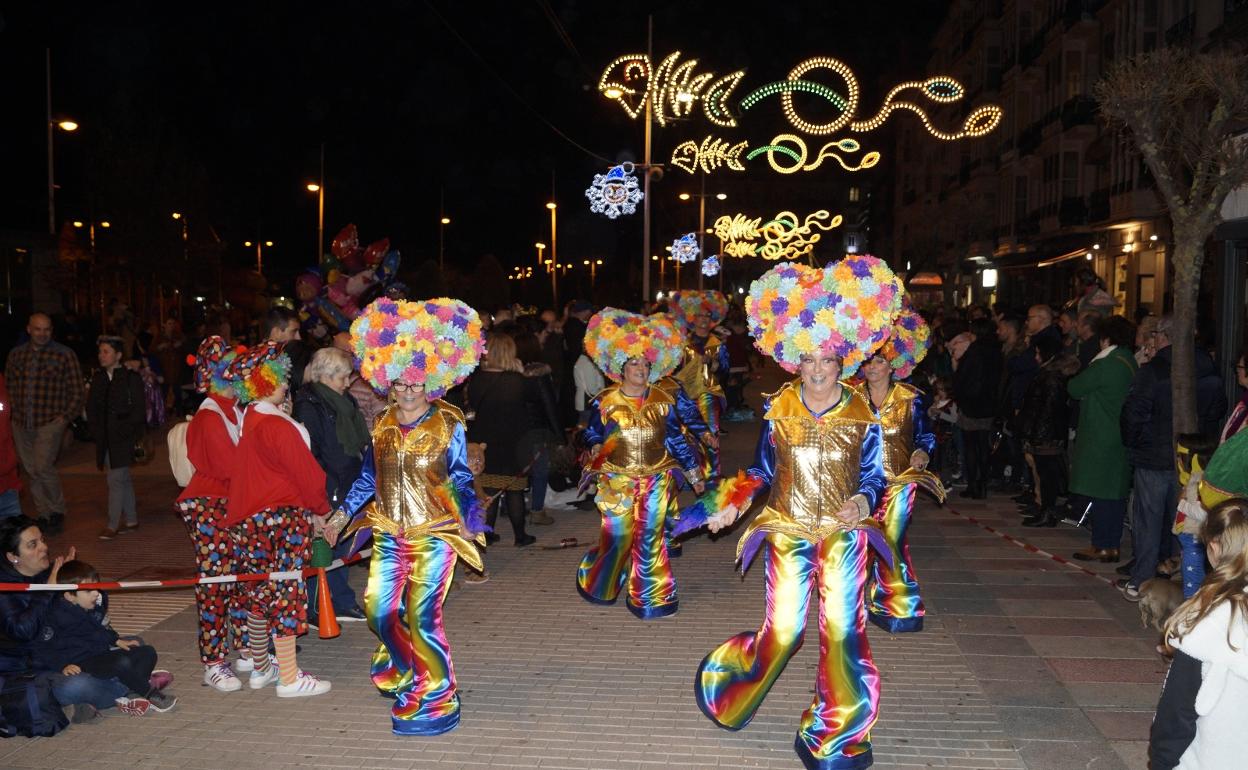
[4,313,84,534]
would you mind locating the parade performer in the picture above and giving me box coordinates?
[326,297,486,735]
[676,257,902,769]
[859,301,940,634]
[224,341,332,698]
[668,290,728,477]
[175,337,250,692]
[578,309,706,619]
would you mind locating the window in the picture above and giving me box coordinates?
[849,186,860,203]
[1014,176,1028,221]
[1062,151,1080,198]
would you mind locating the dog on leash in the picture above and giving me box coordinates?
[1138,577,1184,632]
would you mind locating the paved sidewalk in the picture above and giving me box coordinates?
[0,369,1165,769]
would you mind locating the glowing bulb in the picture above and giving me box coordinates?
[440,217,451,224]
[244,241,253,247]
[100,221,111,228]
[73,221,83,228]
[546,202,557,210]
[716,193,727,200]
[265,241,273,247]
[679,193,691,201]
[57,120,78,131]
[1085,252,1093,260]
[171,212,182,220]
[535,242,546,249]
[306,183,320,192]
[676,91,694,104]
[603,86,624,99]
[1150,234,1158,241]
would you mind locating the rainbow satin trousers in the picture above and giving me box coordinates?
[868,482,924,633]
[577,471,679,619]
[696,391,723,477]
[696,531,879,770]
[365,532,461,735]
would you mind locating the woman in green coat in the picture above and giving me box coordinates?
[1067,315,1138,562]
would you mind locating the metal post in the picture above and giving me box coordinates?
[697,173,706,290]
[641,15,653,306]
[46,49,56,236]
[317,143,325,265]
[1219,239,1246,407]
[550,204,558,307]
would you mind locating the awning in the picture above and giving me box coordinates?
[908,271,943,286]
[1037,247,1091,267]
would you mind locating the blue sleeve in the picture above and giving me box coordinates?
[581,397,606,447]
[339,444,376,517]
[717,343,729,374]
[0,593,53,643]
[674,385,710,437]
[664,406,702,475]
[745,413,777,492]
[912,393,936,458]
[446,423,476,503]
[857,423,886,509]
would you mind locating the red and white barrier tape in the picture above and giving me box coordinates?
[0,548,373,592]
[941,506,1117,587]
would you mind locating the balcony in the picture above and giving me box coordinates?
[1059,196,1088,226]
[1018,123,1043,155]
[1088,188,1110,222]
[1061,95,1098,129]
[1166,12,1195,46]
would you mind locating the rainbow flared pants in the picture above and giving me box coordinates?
[577,471,679,619]
[365,532,460,735]
[867,482,924,633]
[696,531,879,770]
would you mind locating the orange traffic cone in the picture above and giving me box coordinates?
[315,569,340,639]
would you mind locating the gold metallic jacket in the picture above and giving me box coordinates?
[737,380,885,559]
[672,334,725,400]
[875,382,921,480]
[593,380,703,481]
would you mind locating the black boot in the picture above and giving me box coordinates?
[484,495,501,545]
[505,491,536,547]
[1022,507,1059,527]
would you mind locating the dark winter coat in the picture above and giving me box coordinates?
[29,594,117,672]
[953,338,1004,420]
[0,561,53,673]
[292,385,367,508]
[1120,346,1227,470]
[466,369,557,475]
[87,367,146,470]
[1018,356,1076,446]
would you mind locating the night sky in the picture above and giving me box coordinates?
[1,1,944,306]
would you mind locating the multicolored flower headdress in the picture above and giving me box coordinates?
[350,297,484,398]
[745,254,903,376]
[584,308,686,383]
[877,296,931,379]
[667,290,729,330]
[188,336,241,397]
[226,341,291,404]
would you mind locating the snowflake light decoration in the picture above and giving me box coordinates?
[701,255,721,276]
[671,233,700,263]
[585,162,643,219]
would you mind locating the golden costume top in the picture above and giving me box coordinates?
[870,382,935,482]
[583,380,704,482]
[672,334,726,400]
[735,380,885,559]
[335,401,485,571]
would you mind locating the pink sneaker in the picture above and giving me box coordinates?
[149,670,174,693]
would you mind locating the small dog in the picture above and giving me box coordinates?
[1138,577,1184,632]
[466,442,487,502]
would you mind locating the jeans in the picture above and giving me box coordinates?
[1177,532,1205,598]
[0,488,22,519]
[529,447,550,512]
[1089,497,1127,551]
[49,671,129,710]
[11,419,67,517]
[1129,467,1179,588]
[105,452,138,529]
[306,537,360,615]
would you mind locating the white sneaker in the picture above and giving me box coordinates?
[248,664,279,690]
[203,663,242,692]
[275,671,331,698]
[234,656,255,673]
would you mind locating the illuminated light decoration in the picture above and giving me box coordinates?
[597,52,744,127]
[849,76,1003,139]
[701,255,721,276]
[738,56,860,136]
[671,233,700,263]
[746,134,881,174]
[713,210,843,262]
[585,162,643,219]
[670,135,749,174]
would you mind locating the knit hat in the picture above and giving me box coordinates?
[745,254,903,376]
[187,336,241,396]
[667,290,729,330]
[349,297,484,398]
[584,308,686,383]
[1200,428,1248,510]
[226,341,291,404]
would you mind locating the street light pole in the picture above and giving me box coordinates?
[698,174,707,289]
[535,242,546,270]
[641,15,653,306]
[316,143,325,264]
[547,202,558,307]
[46,49,55,236]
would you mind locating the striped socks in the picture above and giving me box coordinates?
[274,636,298,686]
[247,613,271,673]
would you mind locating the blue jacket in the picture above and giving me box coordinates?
[29,595,117,672]
[1120,346,1227,470]
[0,562,54,673]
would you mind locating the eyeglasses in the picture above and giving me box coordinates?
[391,382,422,393]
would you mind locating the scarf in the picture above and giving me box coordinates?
[311,382,370,457]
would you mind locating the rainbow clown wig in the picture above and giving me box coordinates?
[877,297,932,379]
[745,254,903,376]
[349,297,484,399]
[227,341,291,404]
[584,308,686,383]
[188,335,241,397]
[667,290,729,330]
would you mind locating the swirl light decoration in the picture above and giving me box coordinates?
[746,134,881,174]
[671,233,700,263]
[585,162,643,219]
[713,210,843,262]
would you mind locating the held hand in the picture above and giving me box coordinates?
[692,481,706,495]
[116,638,139,650]
[703,433,720,450]
[589,444,602,457]
[311,514,327,538]
[323,525,339,548]
[62,664,81,676]
[911,454,929,471]
[833,500,864,528]
[707,504,739,533]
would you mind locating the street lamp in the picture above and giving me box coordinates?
[46,49,80,235]
[306,142,325,266]
[678,183,727,288]
[439,216,451,271]
[535,242,546,270]
[244,240,275,275]
[584,258,603,288]
[546,202,558,306]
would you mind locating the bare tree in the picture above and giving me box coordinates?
[1096,48,1248,434]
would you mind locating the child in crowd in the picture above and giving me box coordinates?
[31,560,175,718]
[927,376,960,486]
[1151,499,1248,769]
[1172,434,1217,598]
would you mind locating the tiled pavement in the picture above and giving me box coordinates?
[0,370,1166,769]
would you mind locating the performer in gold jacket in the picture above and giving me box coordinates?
[327,298,485,736]
[668,290,729,477]
[578,309,705,619]
[678,257,903,770]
